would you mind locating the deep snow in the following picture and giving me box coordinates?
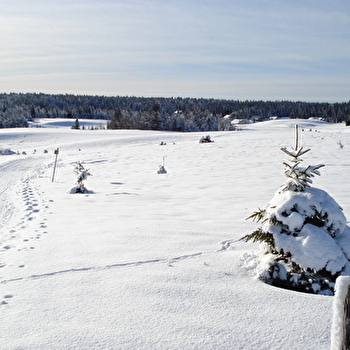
[1,118,350,349]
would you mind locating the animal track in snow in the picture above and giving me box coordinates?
[16,182,49,232]
[0,177,52,275]
[0,252,205,284]
[1,294,14,305]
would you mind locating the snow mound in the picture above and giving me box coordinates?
[268,188,349,274]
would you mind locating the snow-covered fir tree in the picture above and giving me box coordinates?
[157,157,167,174]
[69,161,92,194]
[241,126,350,295]
[71,118,80,130]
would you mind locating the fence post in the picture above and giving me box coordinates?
[343,284,350,350]
[331,276,350,350]
[52,148,59,182]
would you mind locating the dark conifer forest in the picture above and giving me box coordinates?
[1,92,349,131]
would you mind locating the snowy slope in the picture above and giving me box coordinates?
[1,119,349,349]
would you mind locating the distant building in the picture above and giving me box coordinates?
[231,118,252,125]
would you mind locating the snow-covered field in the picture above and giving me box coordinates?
[1,118,349,349]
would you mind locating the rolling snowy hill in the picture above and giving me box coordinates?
[1,118,349,349]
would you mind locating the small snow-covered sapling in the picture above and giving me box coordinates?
[70,161,92,193]
[157,157,167,174]
[338,141,344,149]
[199,135,214,143]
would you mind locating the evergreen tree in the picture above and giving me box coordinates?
[107,108,122,129]
[69,161,92,193]
[71,118,80,130]
[241,126,350,295]
[149,100,161,130]
[346,114,350,126]
[30,106,36,120]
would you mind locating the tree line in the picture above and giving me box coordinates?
[0,92,349,130]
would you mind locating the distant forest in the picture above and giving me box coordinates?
[1,92,349,131]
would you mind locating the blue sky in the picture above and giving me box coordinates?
[1,0,350,101]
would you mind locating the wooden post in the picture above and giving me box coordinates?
[332,276,350,350]
[294,124,299,150]
[52,148,59,182]
[342,285,350,350]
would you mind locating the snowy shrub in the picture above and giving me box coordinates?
[69,161,92,194]
[199,135,214,143]
[0,148,16,155]
[157,157,167,174]
[241,127,350,295]
[157,165,167,174]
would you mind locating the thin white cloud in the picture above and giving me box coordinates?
[1,0,350,101]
